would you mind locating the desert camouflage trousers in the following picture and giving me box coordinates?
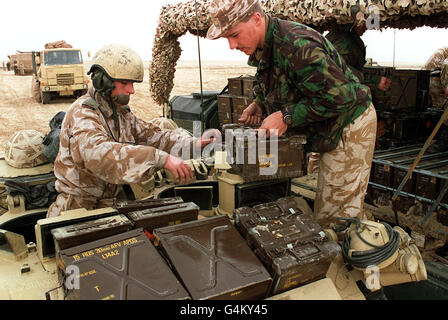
[429,77,448,110]
[47,193,116,218]
[313,103,377,227]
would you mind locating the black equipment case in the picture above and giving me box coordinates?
[170,90,223,134]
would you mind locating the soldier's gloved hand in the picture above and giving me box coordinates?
[164,154,193,185]
[378,76,391,91]
[256,111,287,138]
[238,102,263,126]
[195,129,221,150]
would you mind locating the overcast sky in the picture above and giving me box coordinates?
[1,0,448,66]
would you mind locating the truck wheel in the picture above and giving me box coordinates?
[41,92,51,104]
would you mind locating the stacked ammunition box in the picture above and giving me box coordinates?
[363,66,436,150]
[217,76,257,127]
[233,197,340,295]
[367,145,448,234]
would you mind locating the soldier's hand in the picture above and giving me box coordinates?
[164,154,193,184]
[256,111,287,138]
[195,129,221,150]
[378,76,391,91]
[444,86,448,98]
[238,102,263,126]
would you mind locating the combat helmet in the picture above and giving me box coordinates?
[5,130,49,168]
[89,44,143,82]
[87,44,144,95]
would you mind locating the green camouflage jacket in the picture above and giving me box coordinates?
[248,17,372,152]
[326,26,381,88]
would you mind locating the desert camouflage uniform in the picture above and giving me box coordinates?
[424,47,448,109]
[46,89,194,217]
[248,16,376,226]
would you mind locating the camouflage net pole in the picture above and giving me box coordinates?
[149,0,448,106]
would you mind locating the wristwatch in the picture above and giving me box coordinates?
[281,108,293,125]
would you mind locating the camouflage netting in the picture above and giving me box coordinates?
[149,0,448,105]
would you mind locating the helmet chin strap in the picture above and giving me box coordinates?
[112,94,130,106]
[105,94,130,135]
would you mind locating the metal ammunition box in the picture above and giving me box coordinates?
[51,214,133,254]
[35,207,119,259]
[371,145,424,188]
[228,76,257,98]
[231,112,242,123]
[388,69,430,111]
[127,202,199,233]
[377,110,442,145]
[369,183,392,207]
[394,193,418,215]
[153,215,272,300]
[218,111,232,126]
[242,77,257,98]
[233,197,341,295]
[217,94,233,113]
[222,125,306,182]
[363,67,430,111]
[362,66,394,111]
[57,228,190,300]
[215,172,291,217]
[392,154,448,194]
[174,186,213,211]
[115,197,184,215]
[414,164,448,200]
[232,95,251,113]
[228,77,244,96]
[437,204,448,226]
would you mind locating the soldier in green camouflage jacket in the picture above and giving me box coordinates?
[207,0,377,227]
[325,10,391,92]
[308,9,390,175]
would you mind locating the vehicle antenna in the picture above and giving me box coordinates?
[194,0,204,105]
[393,29,396,68]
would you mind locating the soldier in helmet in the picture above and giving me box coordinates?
[47,44,219,218]
[424,47,448,153]
[206,0,377,228]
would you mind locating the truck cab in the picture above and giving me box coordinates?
[32,48,89,104]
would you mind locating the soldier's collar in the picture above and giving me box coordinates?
[91,90,130,116]
[248,15,274,69]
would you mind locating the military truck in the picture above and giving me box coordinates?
[31,48,89,104]
[8,52,33,75]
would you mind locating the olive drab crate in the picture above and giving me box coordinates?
[233,197,341,295]
[217,76,257,128]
